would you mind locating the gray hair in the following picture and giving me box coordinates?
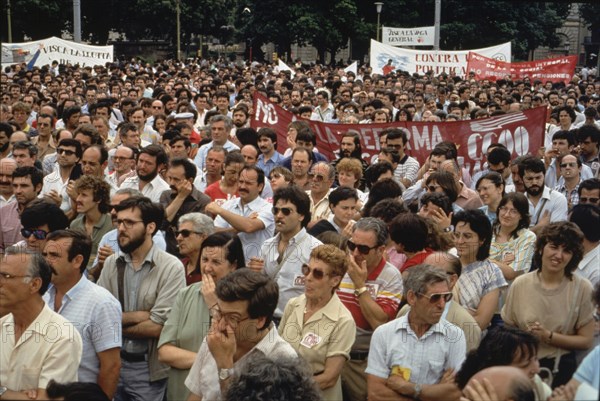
[114,188,143,198]
[178,212,215,235]
[209,114,233,132]
[353,217,388,247]
[4,246,52,295]
[404,264,449,296]
[311,161,335,180]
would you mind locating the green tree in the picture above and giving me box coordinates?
[2,0,69,42]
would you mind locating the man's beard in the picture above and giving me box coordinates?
[119,232,146,254]
[0,142,9,153]
[525,184,543,196]
[138,170,158,182]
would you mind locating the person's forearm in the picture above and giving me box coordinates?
[122,311,149,326]
[1,389,49,400]
[217,208,263,233]
[358,295,390,330]
[548,331,593,351]
[494,260,521,281]
[123,319,163,338]
[97,361,121,399]
[165,196,185,222]
[158,344,198,369]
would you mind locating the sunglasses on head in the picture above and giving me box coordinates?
[21,228,48,240]
[301,264,328,280]
[347,240,377,255]
[418,291,453,304]
[272,206,293,216]
[175,229,202,238]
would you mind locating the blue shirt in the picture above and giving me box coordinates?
[256,151,284,177]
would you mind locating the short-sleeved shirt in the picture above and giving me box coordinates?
[456,260,507,311]
[0,304,83,391]
[120,174,170,203]
[394,155,420,186]
[366,314,466,385]
[307,189,333,222]
[279,293,356,401]
[261,229,322,317]
[69,213,113,269]
[214,196,275,262]
[185,326,297,400]
[490,229,537,277]
[576,244,599,287]
[43,275,122,382]
[0,201,23,251]
[573,346,600,390]
[526,186,568,225]
[40,170,71,212]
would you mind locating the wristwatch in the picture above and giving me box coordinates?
[354,286,368,297]
[0,385,7,396]
[218,368,234,381]
[414,383,422,400]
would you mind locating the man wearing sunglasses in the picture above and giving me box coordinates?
[18,200,69,253]
[40,138,82,213]
[367,264,466,401]
[337,217,404,401]
[307,162,335,228]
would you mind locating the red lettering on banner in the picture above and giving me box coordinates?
[251,93,546,174]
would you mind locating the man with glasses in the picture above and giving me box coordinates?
[206,165,275,262]
[386,129,420,188]
[0,247,83,400]
[307,162,335,227]
[18,200,69,253]
[366,264,465,401]
[577,178,600,207]
[40,138,82,213]
[159,158,210,257]
[106,145,137,195]
[519,157,568,235]
[97,196,186,401]
[185,269,297,401]
[337,217,404,401]
[555,154,584,209]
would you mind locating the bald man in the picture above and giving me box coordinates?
[463,366,534,401]
[397,252,482,352]
[0,157,17,207]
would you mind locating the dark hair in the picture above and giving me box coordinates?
[295,128,317,146]
[340,130,363,158]
[224,355,321,401]
[390,213,429,253]
[533,222,584,279]
[58,138,83,159]
[12,141,38,157]
[487,147,511,167]
[578,177,600,197]
[493,192,530,238]
[291,147,314,165]
[241,165,265,192]
[518,156,545,178]
[139,144,168,167]
[328,186,358,207]
[476,171,505,195]
[452,209,493,261]
[199,232,245,270]
[569,204,600,243]
[257,127,277,147]
[114,196,164,235]
[363,178,402,217]
[216,269,278,330]
[577,125,600,146]
[369,199,407,223]
[74,175,111,214]
[46,380,110,401]
[12,166,43,188]
[364,161,395,189]
[551,130,576,147]
[385,128,408,145]
[169,157,197,180]
[456,325,539,389]
[21,200,69,232]
[426,171,459,203]
[557,105,576,122]
[420,192,452,215]
[0,122,14,138]
[46,230,93,274]
[273,186,312,228]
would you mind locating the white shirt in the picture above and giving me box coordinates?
[0,194,16,209]
[40,170,72,212]
[214,195,275,262]
[526,186,568,226]
[120,174,170,203]
[193,140,239,171]
[261,228,322,317]
[576,243,599,287]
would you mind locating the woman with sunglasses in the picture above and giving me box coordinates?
[476,171,505,224]
[453,209,507,330]
[279,244,356,401]
[158,232,245,401]
[502,222,595,388]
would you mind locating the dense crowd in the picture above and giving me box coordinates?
[0,56,599,401]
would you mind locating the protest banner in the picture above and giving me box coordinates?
[1,36,113,69]
[382,26,435,47]
[251,93,545,175]
[466,52,578,83]
[369,39,511,77]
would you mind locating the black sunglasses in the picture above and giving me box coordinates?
[301,264,327,280]
[21,228,48,240]
[175,229,202,238]
[272,207,294,216]
[57,148,76,156]
[347,240,377,255]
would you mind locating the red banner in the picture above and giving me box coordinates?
[466,52,577,83]
[250,93,546,174]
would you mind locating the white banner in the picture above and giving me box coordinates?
[382,26,435,47]
[1,36,113,69]
[370,39,511,77]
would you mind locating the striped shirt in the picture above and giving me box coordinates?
[457,260,507,312]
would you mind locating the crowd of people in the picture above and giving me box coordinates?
[0,56,599,401]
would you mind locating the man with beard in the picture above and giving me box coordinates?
[0,157,16,207]
[0,122,14,160]
[290,89,303,108]
[0,166,42,251]
[160,158,210,256]
[331,131,370,190]
[519,156,568,235]
[256,128,284,178]
[121,145,169,202]
[97,196,186,401]
[231,105,249,135]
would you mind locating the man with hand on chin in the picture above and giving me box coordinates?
[184,269,297,401]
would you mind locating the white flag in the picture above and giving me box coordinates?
[344,61,357,76]
[277,59,295,78]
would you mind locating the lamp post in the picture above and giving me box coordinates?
[73,0,81,42]
[176,0,181,60]
[6,0,12,42]
[374,2,383,42]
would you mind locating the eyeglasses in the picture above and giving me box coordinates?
[559,163,577,168]
[498,206,520,216]
[301,263,329,280]
[580,197,600,204]
[418,291,453,304]
[272,206,294,216]
[116,219,144,229]
[21,228,48,240]
[57,148,76,156]
[175,229,202,238]
[113,156,135,161]
[308,173,327,182]
[152,106,163,109]
[0,272,32,281]
[210,307,250,327]
[347,240,378,255]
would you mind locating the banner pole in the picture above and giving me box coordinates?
[434,0,441,50]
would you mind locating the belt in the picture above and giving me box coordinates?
[349,350,369,361]
[120,350,148,363]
